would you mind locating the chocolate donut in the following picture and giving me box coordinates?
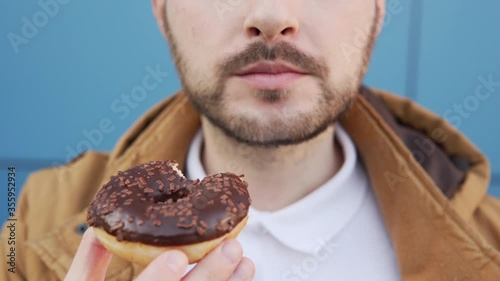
[87,160,251,264]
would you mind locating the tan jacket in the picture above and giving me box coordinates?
[1,87,500,281]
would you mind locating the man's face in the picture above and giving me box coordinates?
[155,0,384,146]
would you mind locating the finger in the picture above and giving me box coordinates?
[228,257,255,281]
[135,250,188,281]
[183,239,242,281]
[64,227,112,281]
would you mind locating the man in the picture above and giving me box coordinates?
[2,0,500,280]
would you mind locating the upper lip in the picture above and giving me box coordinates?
[234,61,308,75]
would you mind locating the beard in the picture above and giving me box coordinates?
[164,9,378,147]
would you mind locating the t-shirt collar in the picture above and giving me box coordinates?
[186,123,368,254]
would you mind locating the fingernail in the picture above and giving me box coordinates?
[165,251,186,272]
[221,239,241,263]
[233,259,254,280]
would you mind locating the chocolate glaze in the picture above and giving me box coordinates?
[87,160,251,246]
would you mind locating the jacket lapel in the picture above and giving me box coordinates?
[342,92,499,280]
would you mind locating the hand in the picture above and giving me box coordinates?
[65,227,255,281]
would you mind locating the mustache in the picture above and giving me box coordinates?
[217,41,329,80]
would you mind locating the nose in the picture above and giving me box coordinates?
[243,1,300,42]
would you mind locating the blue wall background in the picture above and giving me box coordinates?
[1,1,499,225]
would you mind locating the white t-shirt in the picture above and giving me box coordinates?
[185,124,401,281]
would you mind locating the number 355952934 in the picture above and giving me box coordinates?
[7,166,16,217]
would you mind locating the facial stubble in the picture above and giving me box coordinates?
[164,8,378,147]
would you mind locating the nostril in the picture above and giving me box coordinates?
[281,27,294,36]
[248,27,261,37]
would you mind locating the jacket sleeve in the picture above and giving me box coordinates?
[472,194,500,252]
[0,173,31,281]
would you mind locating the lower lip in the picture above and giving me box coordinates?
[234,72,307,90]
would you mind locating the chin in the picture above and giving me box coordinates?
[229,85,317,112]
[229,101,305,123]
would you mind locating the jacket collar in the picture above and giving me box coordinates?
[342,88,499,279]
[29,87,500,280]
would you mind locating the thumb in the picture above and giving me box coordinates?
[64,227,113,281]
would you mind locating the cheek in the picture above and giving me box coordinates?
[167,2,221,75]
[310,3,375,83]
[304,0,374,37]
